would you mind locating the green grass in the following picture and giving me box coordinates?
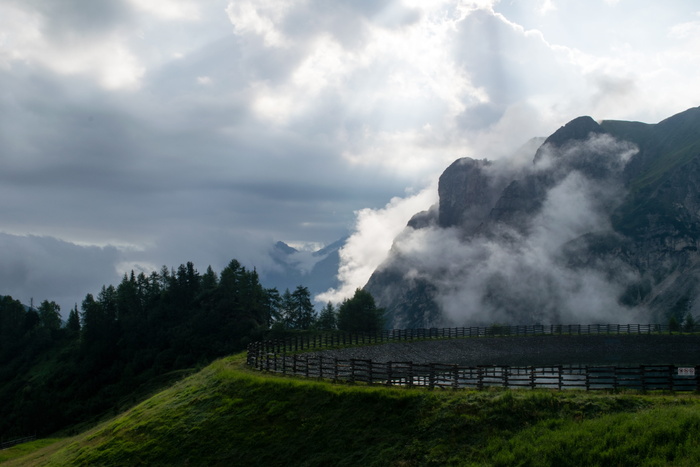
[6,353,700,466]
[0,439,63,464]
[483,404,700,466]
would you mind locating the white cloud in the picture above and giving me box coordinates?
[127,0,201,21]
[0,2,144,90]
[376,134,643,325]
[537,0,557,15]
[317,183,437,304]
[226,0,293,47]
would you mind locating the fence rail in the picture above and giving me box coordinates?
[248,353,700,391]
[249,323,691,358]
[247,324,700,392]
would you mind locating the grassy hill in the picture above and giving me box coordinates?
[5,353,700,466]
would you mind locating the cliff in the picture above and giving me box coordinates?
[366,107,700,328]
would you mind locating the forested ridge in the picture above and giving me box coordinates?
[0,258,383,439]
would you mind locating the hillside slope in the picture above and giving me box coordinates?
[9,353,700,467]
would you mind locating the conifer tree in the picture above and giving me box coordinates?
[292,286,316,330]
[316,301,337,330]
[337,289,385,333]
[37,300,61,330]
[66,304,81,334]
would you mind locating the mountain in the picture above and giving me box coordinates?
[366,107,700,328]
[259,238,346,301]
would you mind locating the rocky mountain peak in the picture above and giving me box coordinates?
[533,116,604,163]
[365,107,700,329]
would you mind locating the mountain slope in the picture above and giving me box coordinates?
[366,107,700,328]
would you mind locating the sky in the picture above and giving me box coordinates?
[1,0,699,315]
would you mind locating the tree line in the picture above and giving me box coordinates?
[0,259,384,439]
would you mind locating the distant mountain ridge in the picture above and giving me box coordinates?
[260,238,345,301]
[365,107,700,328]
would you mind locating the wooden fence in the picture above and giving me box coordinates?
[249,323,689,357]
[248,353,700,392]
[247,323,700,392]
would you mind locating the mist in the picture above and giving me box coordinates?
[316,185,437,304]
[347,133,650,325]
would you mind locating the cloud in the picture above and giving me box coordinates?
[316,184,437,304]
[369,134,644,325]
[1,0,699,317]
[0,233,122,314]
[226,0,292,48]
[127,0,201,21]
[0,1,144,90]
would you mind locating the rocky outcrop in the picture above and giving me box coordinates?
[366,107,700,328]
[437,158,494,230]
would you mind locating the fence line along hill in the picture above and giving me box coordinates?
[247,324,700,392]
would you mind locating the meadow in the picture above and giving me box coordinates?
[5,352,700,466]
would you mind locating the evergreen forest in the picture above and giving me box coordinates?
[0,259,383,440]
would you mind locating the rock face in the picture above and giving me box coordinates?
[366,107,700,328]
[437,158,494,229]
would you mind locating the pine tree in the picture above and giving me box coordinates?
[66,304,81,335]
[281,288,295,328]
[281,286,316,329]
[292,286,316,330]
[263,288,283,328]
[201,265,219,291]
[37,300,62,330]
[337,289,385,333]
[316,301,337,330]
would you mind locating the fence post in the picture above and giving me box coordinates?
[558,365,563,390]
[585,365,590,391]
[668,365,674,391]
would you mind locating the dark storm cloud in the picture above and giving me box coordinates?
[0,233,122,314]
